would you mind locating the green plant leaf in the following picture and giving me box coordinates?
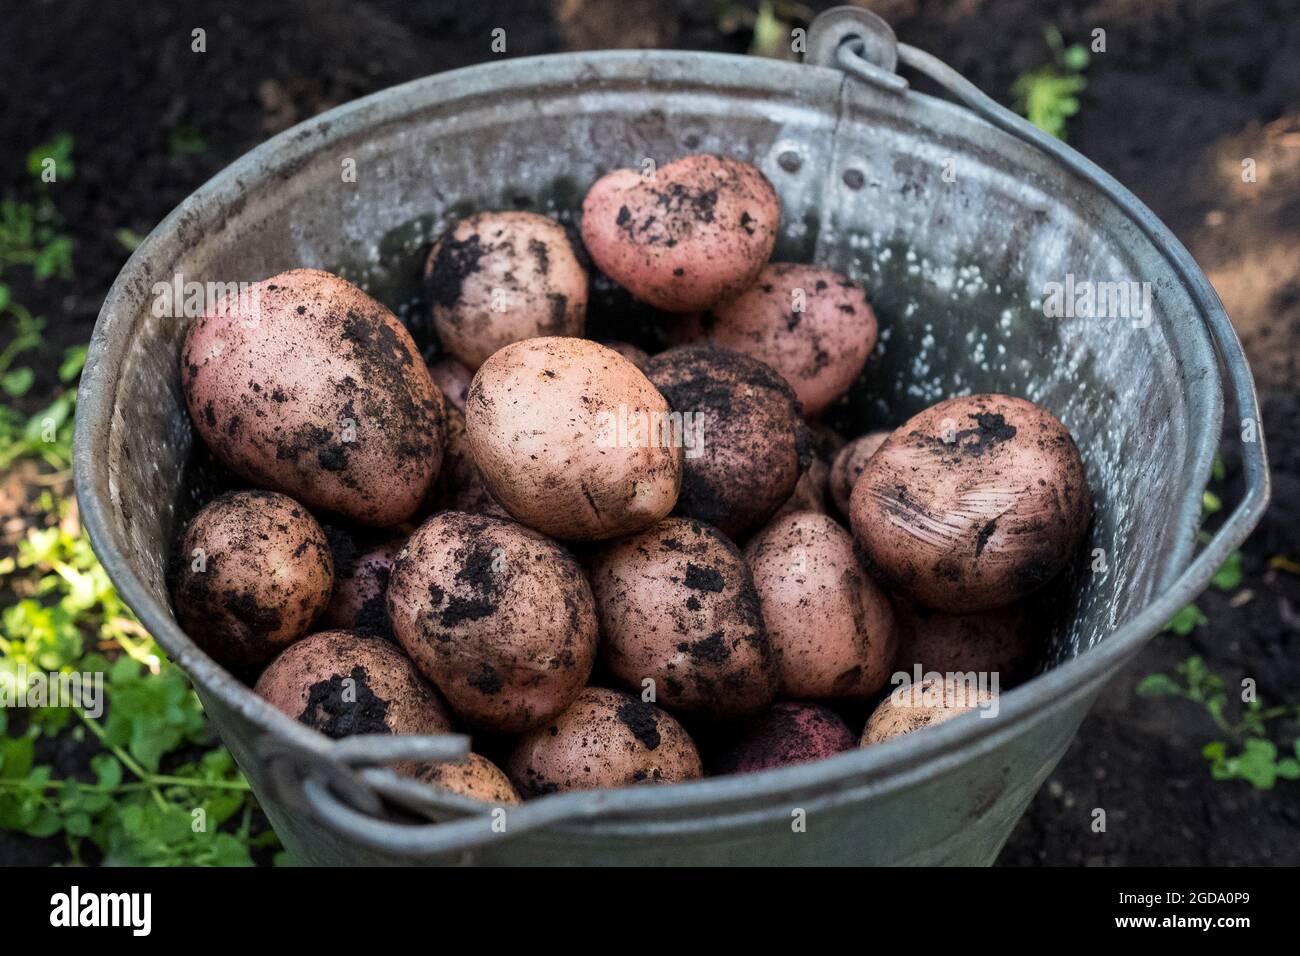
[1,367,34,397]
[1137,674,1183,697]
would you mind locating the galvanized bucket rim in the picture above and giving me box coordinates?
[73,47,1267,833]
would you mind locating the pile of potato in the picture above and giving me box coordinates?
[173,154,1091,805]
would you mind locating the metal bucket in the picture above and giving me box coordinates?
[73,8,1268,865]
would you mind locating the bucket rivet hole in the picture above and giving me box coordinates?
[777,150,802,173]
[843,168,865,190]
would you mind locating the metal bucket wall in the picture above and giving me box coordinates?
[74,47,1265,865]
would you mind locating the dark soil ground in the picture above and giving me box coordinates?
[2,0,1297,865]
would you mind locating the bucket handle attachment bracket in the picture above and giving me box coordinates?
[806,6,907,94]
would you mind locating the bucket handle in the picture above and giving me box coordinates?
[812,5,1269,615]
[286,10,1270,859]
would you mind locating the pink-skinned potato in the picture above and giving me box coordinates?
[320,537,402,639]
[172,490,333,671]
[589,517,777,718]
[409,754,520,805]
[428,355,472,412]
[861,676,994,745]
[254,630,452,742]
[829,431,890,518]
[181,268,446,527]
[425,211,587,370]
[715,701,856,774]
[506,688,702,797]
[580,155,779,312]
[850,394,1091,613]
[386,511,599,732]
[689,264,877,417]
[466,337,682,540]
[745,511,896,699]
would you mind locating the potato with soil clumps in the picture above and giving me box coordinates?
[643,345,810,538]
[386,511,599,732]
[181,268,446,527]
[425,211,588,370]
[320,532,402,640]
[580,154,779,312]
[850,394,1091,613]
[411,754,520,805]
[466,337,682,540]
[745,511,896,699]
[589,517,776,718]
[506,688,702,796]
[683,264,877,417]
[892,600,1038,688]
[861,676,994,745]
[715,701,856,774]
[255,630,452,740]
[172,490,333,670]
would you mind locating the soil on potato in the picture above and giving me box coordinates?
[2,0,1297,865]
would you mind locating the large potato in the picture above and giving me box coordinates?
[580,154,779,312]
[687,264,877,417]
[386,511,598,732]
[466,337,682,540]
[172,490,332,670]
[745,511,896,699]
[425,211,587,370]
[643,345,809,538]
[589,517,777,718]
[181,268,445,526]
[506,688,702,796]
[850,394,1091,613]
[254,630,452,739]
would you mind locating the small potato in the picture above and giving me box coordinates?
[425,212,587,370]
[411,754,520,805]
[173,491,332,670]
[861,676,994,745]
[590,517,776,718]
[254,630,452,739]
[893,600,1037,688]
[745,511,895,699]
[580,154,779,312]
[467,337,682,540]
[716,702,856,774]
[689,264,877,417]
[506,688,702,796]
[181,269,445,527]
[850,395,1091,613]
[321,535,401,639]
[429,405,508,518]
[829,431,889,518]
[644,345,809,538]
[773,457,830,519]
[598,339,651,369]
[386,512,598,732]
[428,355,472,412]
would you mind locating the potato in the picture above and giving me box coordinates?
[686,264,877,417]
[893,600,1037,687]
[254,630,452,740]
[386,511,598,732]
[643,345,809,538]
[829,431,889,518]
[745,511,895,699]
[589,517,776,718]
[425,211,587,370]
[861,676,994,745]
[172,491,332,670]
[181,268,445,527]
[850,394,1091,613]
[773,457,830,520]
[466,337,682,540]
[411,754,520,805]
[506,688,702,796]
[428,355,472,412]
[580,154,779,312]
[715,702,856,774]
[320,535,400,639]
[598,339,650,369]
[428,405,507,518]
